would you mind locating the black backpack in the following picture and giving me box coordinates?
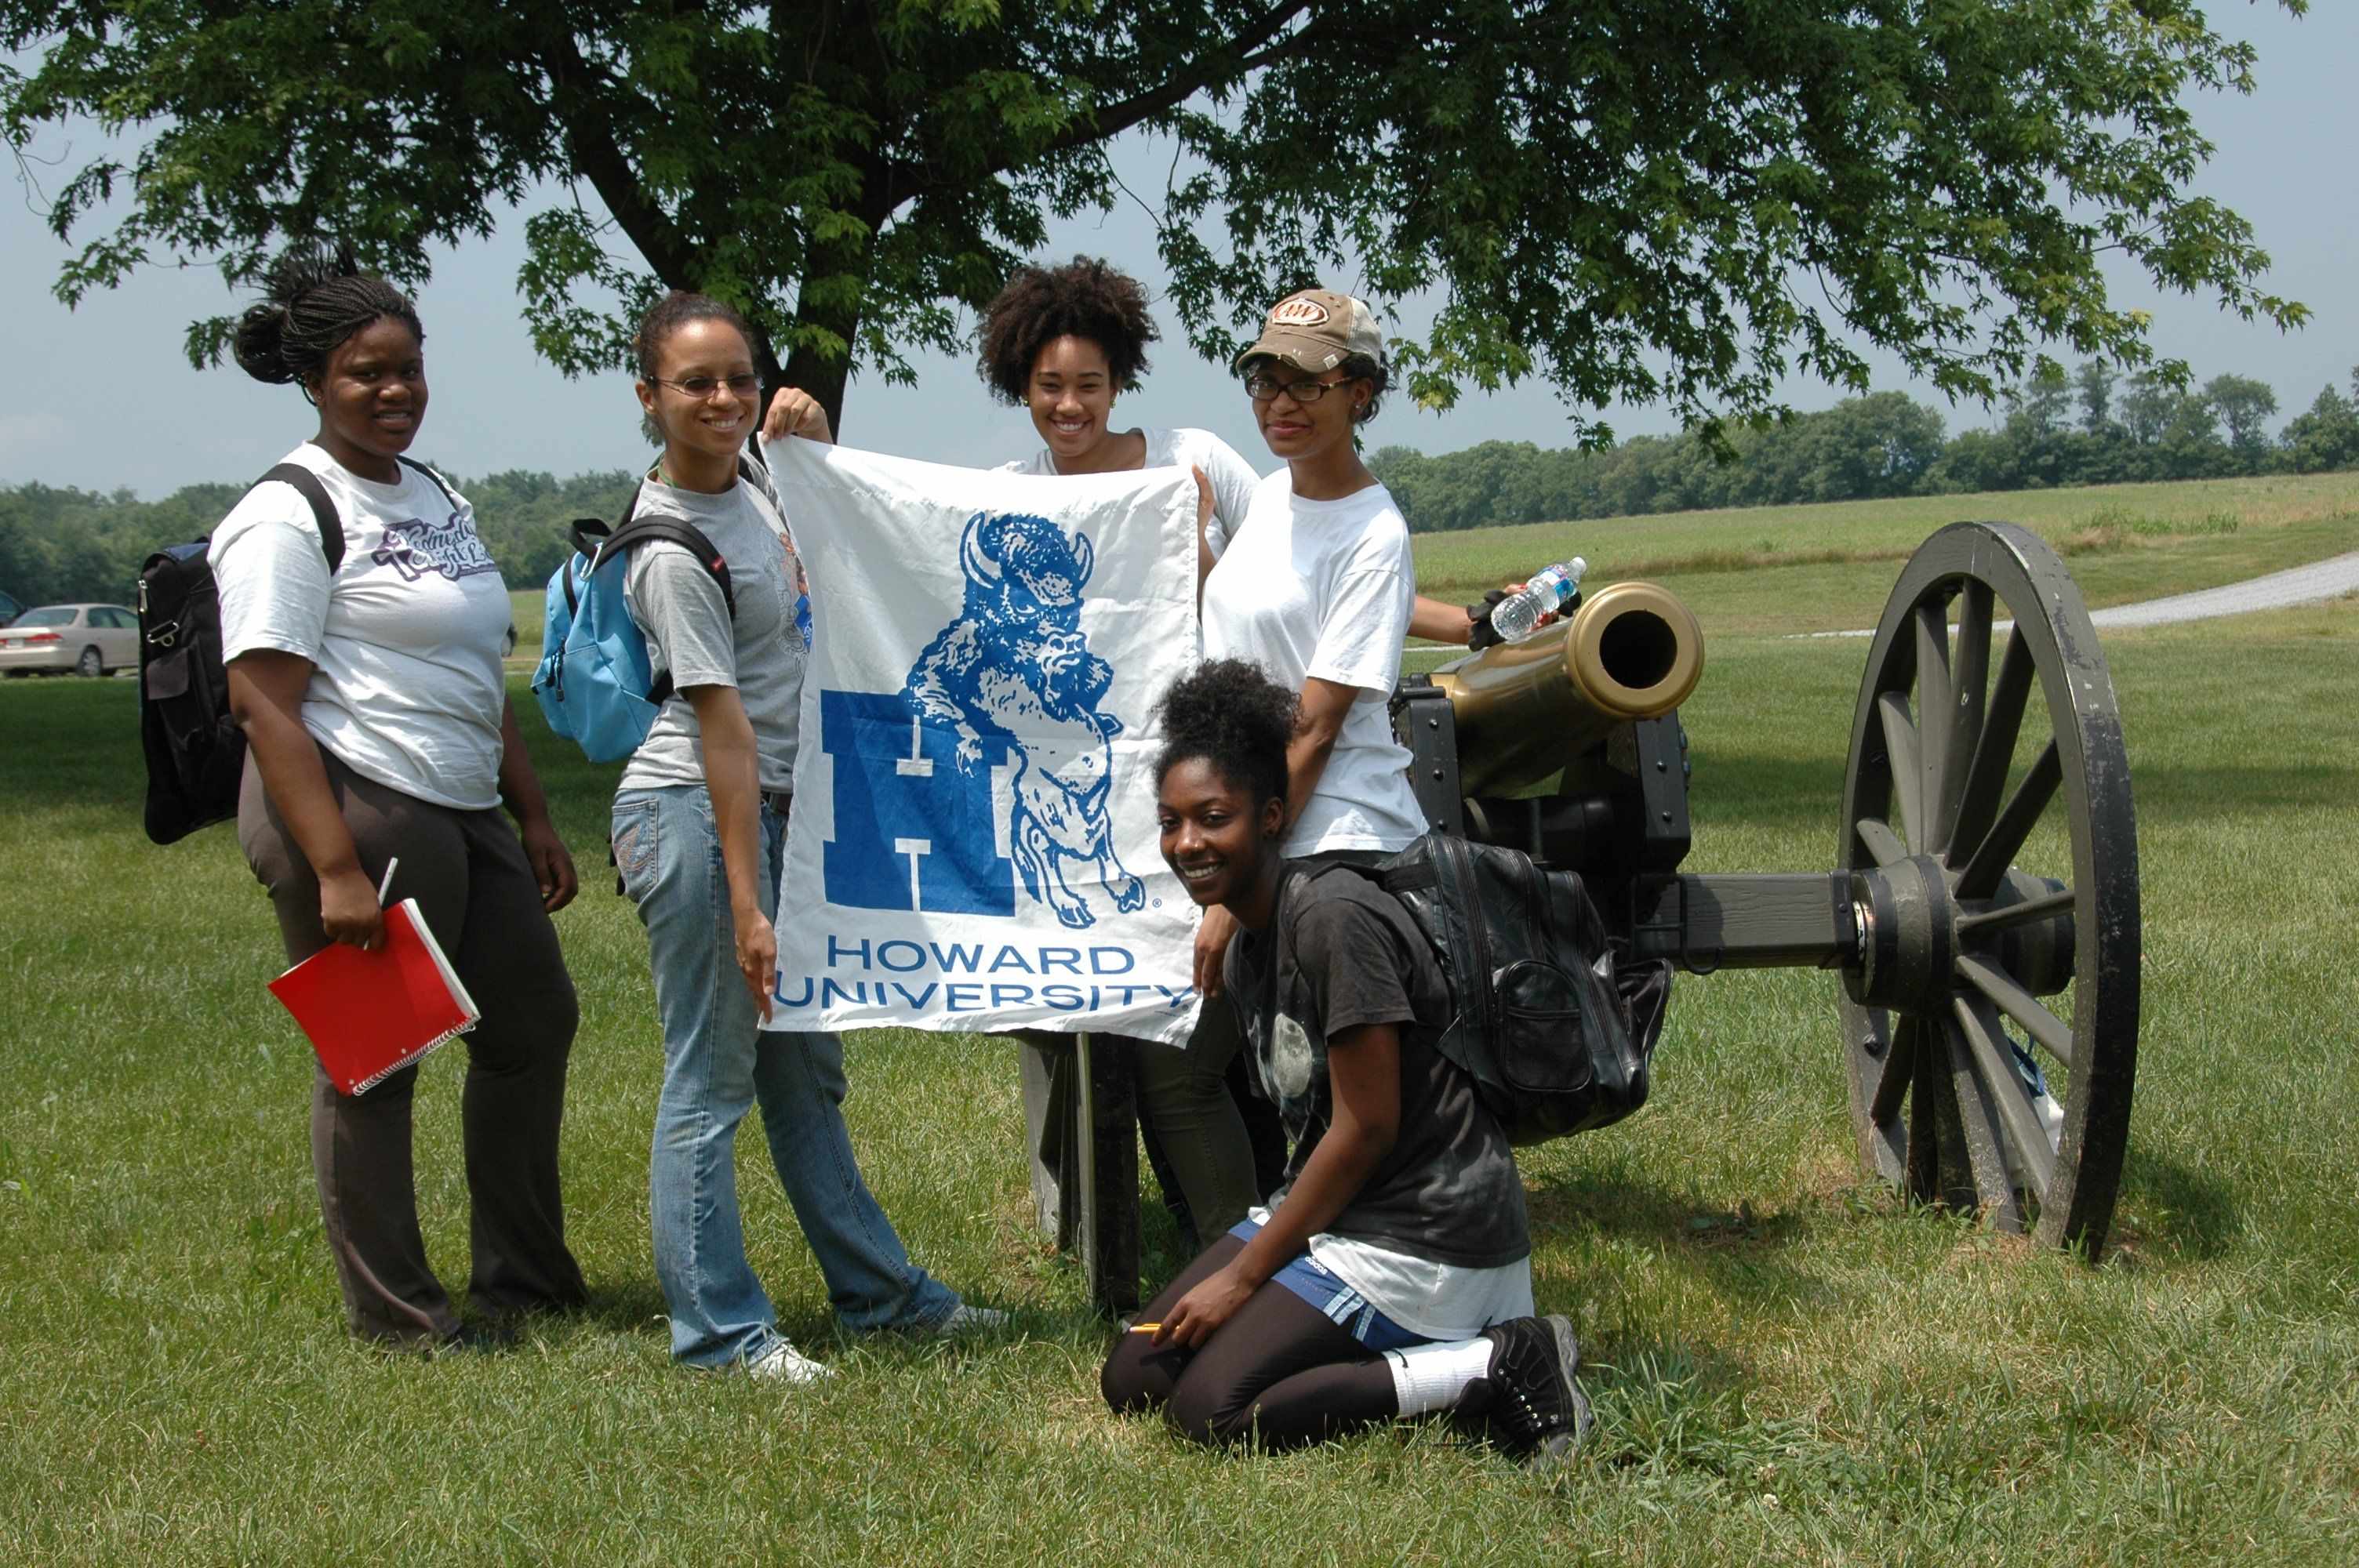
[1315,832,1673,1146]
[136,456,453,844]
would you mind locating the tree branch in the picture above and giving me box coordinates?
[531,18,699,290]
[1030,0,1318,162]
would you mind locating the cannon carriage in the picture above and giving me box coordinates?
[1394,519,2138,1259]
[1052,519,2139,1308]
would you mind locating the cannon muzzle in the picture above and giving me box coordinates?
[1430,579,1704,794]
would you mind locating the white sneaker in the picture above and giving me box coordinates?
[746,1341,833,1384]
[929,1303,1010,1338]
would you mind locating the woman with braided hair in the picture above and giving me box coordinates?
[215,251,588,1349]
[1100,659,1592,1465]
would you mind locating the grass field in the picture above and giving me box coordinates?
[2,489,2356,1563]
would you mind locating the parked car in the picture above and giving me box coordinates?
[0,588,23,626]
[0,604,140,677]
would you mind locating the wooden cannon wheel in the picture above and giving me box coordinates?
[1837,521,2140,1258]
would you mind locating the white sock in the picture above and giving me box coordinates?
[1384,1336,1496,1417]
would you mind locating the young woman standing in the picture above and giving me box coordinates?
[1100,660,1590,1461]
[976,257,1278,1248]
[218,254,587,1348]
[1191,289,1436,996]
[612,292,994,1381]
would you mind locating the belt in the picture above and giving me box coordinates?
[761,790,794,816]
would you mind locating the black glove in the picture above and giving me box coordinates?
[1466,589,1509,652]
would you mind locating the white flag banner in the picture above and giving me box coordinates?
[760,435,1202,1044]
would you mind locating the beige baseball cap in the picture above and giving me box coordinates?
[1234,289,1385,374]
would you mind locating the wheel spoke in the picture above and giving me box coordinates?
[1914,604,1952,851]
[1906,1016,1942,1202]
[1935,581,1992,855]
[1947,626,2031,870]
[1868,1010,1915,1124]
[1955,953,2077,1070]
[1956,885,2076,934]
[1956,739,2060,899]
[1877,692,1925,851]
[1953,996,2059,1203]
[1856,816,1909,868]
[1943,1017,2029,1231]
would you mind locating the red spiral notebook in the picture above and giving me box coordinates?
[267,898,480,1094]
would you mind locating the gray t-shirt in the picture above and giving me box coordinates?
[618,468,810,794]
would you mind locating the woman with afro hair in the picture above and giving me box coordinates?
[1099,659,1591,1465]
[976,256,1285,1257]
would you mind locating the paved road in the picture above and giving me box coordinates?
[1808,550,2359,638]
[2084,550,2359,628]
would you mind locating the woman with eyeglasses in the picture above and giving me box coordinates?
[216,251,587,1350]
[609,292,998,1383]
[1188,289,1436,1000]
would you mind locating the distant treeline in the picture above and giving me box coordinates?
[1371,363,2359,534]
[9,361,2359,606]
[0,467,636,608]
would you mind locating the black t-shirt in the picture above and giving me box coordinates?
[1225,865,1530,1269]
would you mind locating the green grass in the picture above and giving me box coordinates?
[3,518,2357,1561]
[1411,471,2359,640]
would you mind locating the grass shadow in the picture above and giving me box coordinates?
[2106,1141,2243,1264]
[1524,1167,1840,1316]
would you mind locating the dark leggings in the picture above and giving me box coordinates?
[1100,1236,1401,1449]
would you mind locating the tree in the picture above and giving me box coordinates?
[2280,376,2359,474]
[2201,373,2279,473]
[1,2,2312,437]
[2075,361,2117,437]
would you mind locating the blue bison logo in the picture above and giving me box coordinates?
[892,510,1146,928]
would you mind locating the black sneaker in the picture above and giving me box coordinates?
[1474,1315,1594,1467]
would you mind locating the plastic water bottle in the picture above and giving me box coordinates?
[1486,557,1587,644]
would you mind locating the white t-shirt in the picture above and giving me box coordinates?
[998,426,1263,558]
[210,442,511,811]
[1201,474,1426,856]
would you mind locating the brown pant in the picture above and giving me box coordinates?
[239,747,587,1345]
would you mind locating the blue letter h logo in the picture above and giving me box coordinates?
[820,690,1015,915]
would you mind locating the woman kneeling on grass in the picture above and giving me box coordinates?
[1100,659,1591,1464]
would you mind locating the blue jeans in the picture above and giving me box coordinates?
[613,785,958,1366]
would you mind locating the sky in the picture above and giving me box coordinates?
[2,2,2351,499]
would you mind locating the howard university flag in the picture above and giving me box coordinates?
[761,436,1201,1044]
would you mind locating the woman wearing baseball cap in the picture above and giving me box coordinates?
[1190,289,1433,996]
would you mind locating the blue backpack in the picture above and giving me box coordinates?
[531,477,736,763]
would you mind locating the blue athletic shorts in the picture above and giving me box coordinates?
[1226,1218,1427,1352]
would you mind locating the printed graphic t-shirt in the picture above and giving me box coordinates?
[211,442,510,811]
[620,468,810,795]
[1200,474,1425,855]
[998,426,1263,559]
[1227,866,1532,1286]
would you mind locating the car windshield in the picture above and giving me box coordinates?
[13,608,76,628]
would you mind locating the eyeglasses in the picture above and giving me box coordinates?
[1244,372,1349,404]
[649,373,761,400]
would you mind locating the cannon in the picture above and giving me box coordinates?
[1392,520,2137,1258]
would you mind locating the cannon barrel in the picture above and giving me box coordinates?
[1430,579,1705,794]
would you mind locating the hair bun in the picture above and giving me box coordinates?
[231,300,294,384]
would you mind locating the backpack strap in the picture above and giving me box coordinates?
[397,455,459,508]
[253,463,346,573]
[567,486,738,710]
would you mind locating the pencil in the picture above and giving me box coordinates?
[1126,1322,1161,1334]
